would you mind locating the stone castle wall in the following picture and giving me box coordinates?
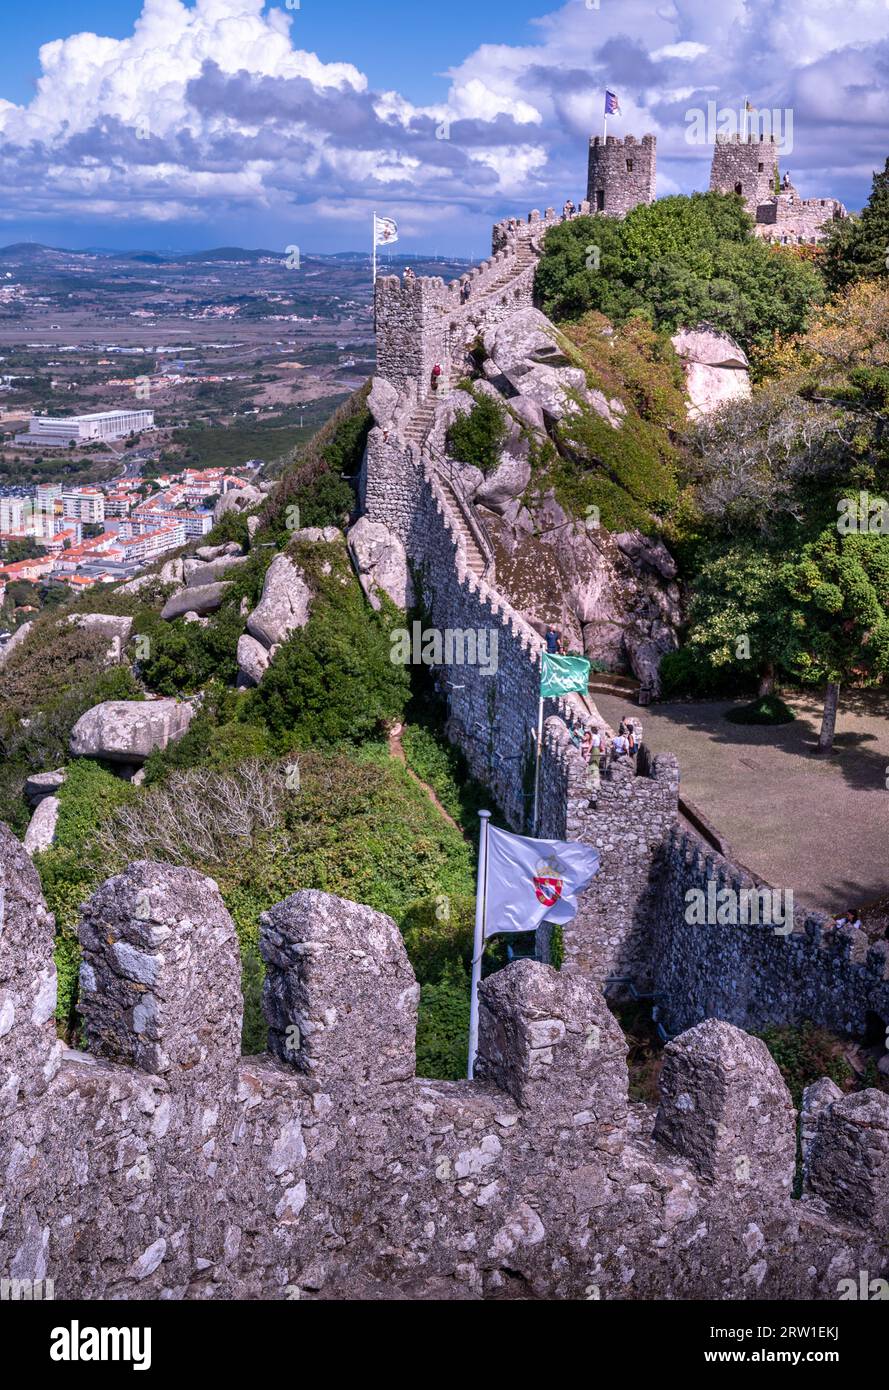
[3,826,889,1301]
[652,826,889,1039]
[754,193,848,245]
[586,134,657,216]
[364,199,885,1039]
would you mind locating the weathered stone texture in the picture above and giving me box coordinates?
[587,133,657,217]
[69,697,195,763]
[1,848,888,1300]
[651,826,889,1040]
[710,134,779,216]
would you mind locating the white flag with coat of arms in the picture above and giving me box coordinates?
[483,825,599,936]
[374,215,398,246]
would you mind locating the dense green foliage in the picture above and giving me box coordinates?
[535,194,823,349]
[0,622,141,830]
[822,157,889,291]
[245,540,410,748]
[415,965,470,1080]
[446,388,508,475]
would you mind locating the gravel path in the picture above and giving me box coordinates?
[593,688,889,915]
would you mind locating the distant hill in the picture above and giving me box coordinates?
[0,243,67,261]
[170,247,282,264]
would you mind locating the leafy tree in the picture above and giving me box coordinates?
[780,528,889,752]
[535,195,823,349]
[685,544,800,695]
[822,156,889,291]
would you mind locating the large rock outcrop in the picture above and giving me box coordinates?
[23,796,60,856]
[161,581,233,621]
[69,698,195,764]
[480,504,680,692]
[671,324,751,419]
[347,517,414,611]
[246,554,312,651]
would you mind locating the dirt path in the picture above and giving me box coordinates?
[388,724,464,835]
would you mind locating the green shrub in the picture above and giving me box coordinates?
[258,384,370,543]
[134,606,246,695]
[446,390,508,475]
[401,893,475,984]
[415,962,470,1080]
[658,645,756,700]
[246,542,410,748]
[725,694,795,725]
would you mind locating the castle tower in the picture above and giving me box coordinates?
[709,134,778,217]
[586,134,656,217]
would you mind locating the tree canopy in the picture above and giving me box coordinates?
[535,192,824,349]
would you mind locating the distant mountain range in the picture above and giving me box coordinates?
[0,243,472,267]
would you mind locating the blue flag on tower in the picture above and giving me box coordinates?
[605,90,621,116]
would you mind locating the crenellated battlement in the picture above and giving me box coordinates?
[2,824,888,1300]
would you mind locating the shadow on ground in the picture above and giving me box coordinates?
[594,688,889,915]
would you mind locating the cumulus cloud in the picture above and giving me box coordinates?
[0,0,886,246]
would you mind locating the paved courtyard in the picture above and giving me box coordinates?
[594,688,889,915]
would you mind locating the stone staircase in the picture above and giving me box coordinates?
[398,241,540,581]
[435,472,487,579]
[404,400,436,447]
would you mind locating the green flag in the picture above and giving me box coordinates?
[540,652,591,698]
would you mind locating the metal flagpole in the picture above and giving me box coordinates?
[741,96,747,139]
[372,210,377,286]
[531,695,544,835]
[467,809,491,1079]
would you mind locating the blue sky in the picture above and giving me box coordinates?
[0,0,886,254]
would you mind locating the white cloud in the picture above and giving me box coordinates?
[0,0,886,242]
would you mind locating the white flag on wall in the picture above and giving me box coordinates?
[374,215,399,246]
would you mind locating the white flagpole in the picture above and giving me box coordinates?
[372,210,377,286]
[467,808,491,1080]
[741,96,747,139]
[531,694,544,835]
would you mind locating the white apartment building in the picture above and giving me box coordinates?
[15,409,155,448]
[0,496,27,533]
[62,488,105,524]
[117,523,185,563]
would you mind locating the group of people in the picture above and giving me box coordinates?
[612,717,639,759]
[576,715,638,769]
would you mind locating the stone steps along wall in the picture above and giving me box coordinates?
[366,204,586,536]
[651,824,889,1039]
[414,453,594,830]
[4,824,889,1301]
